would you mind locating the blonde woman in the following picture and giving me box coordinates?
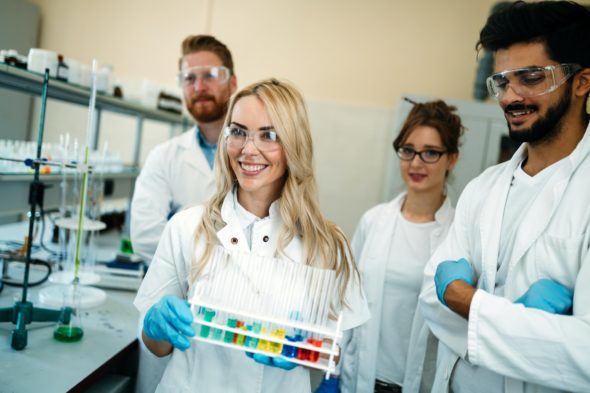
[134,78,369,393]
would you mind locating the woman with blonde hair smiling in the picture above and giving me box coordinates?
[134,78,369,392]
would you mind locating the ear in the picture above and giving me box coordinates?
[573,67,590,98]
[447,152,459,172]
[229,74,238,95]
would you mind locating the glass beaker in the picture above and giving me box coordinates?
[53,283,84,342]
[53,217,105,285]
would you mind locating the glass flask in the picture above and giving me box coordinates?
[53,283,84,342]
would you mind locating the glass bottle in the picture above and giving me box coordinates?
[56,54,69,82]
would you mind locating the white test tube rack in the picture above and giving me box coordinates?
[188,247,343,376]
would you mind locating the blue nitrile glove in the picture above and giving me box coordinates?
[434,258,474,306]
[515,278,573,315]
[245,352,298,370]
[143,295,195,351]
[314,376,340,393]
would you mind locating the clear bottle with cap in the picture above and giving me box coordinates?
[57,54,69,82]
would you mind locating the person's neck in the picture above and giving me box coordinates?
[237,188,281,219]
[401,189,445,223]
[523,114,587,176]
[198,118,225,145]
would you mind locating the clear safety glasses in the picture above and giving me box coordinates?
[224,126,281,152]
[396,146,447,163]
[177,66,231,88]
[486,63,581,100]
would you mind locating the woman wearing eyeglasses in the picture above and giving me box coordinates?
[337,100,464,393]
[134,78,369,393]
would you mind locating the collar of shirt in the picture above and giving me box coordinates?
[231,187,278,248]
[196,126,217,169]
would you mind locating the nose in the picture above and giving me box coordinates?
[409,153,424,166]
[193,77,207,93]
[241,136,259,154]
[499,85,524,106]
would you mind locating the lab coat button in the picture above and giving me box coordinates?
[230,237,238,245]
[263,235,269,242]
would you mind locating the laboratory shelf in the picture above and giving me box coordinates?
[0,62,192,219]
[0,169,138,181]
[0,169,138,216]
[0,63,188,125]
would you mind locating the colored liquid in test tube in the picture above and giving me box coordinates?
[212,328,223,340]
[270,328,286,354]
[233,320,245,344]
[297,335,310,361]
[243,325,252,347]
[257,327,270,351]
[247,322,261,348]
[236,325,248,346]
[282,335,301,358]
[224,318,237,343]
[307,338,322,362]
[200,308,216,338]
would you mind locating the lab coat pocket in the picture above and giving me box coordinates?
[533,233,584,286]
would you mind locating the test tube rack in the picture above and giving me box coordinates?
[188,247,343,376]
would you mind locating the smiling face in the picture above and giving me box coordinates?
[495,42,573,145]
[180,50,236,123]
[399,125,457,195]
[227,95,287,209]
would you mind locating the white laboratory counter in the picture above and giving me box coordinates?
[0,282,138,393]
[0,220,140,392]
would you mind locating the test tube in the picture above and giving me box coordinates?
[200,308,216,338]
[307,338,322,362]
[270,328,285,354]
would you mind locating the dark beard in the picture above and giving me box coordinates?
[507,82,572,145]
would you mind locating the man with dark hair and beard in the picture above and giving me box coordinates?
[130,35,236,393]
[418,2,590,393]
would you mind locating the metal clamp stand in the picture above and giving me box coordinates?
[0,69,71,350]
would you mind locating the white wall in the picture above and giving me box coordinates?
[23,0,590,235]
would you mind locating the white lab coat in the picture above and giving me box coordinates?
[134,192,370,393]
[340,192,454,393]
[131,127,215,263]
[419,124,590,393]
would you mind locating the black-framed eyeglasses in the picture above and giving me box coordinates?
[395,146,447,163]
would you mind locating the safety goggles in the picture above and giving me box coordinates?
[486,63,581,100]
[177,66,231,88]
[396,146,447,163]
[224,126,281,152]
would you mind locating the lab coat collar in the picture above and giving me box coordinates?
[178,126,212,175]
[216,188,283,254]
[218,190,250,252]
[392,191,453,224]
[479,122,590,293]
[434,193,453,224]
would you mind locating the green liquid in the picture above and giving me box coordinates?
[54,326,84,342]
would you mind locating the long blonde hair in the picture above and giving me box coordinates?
[191,78,359,307]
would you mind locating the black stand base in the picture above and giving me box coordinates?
[0,301,70,350]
